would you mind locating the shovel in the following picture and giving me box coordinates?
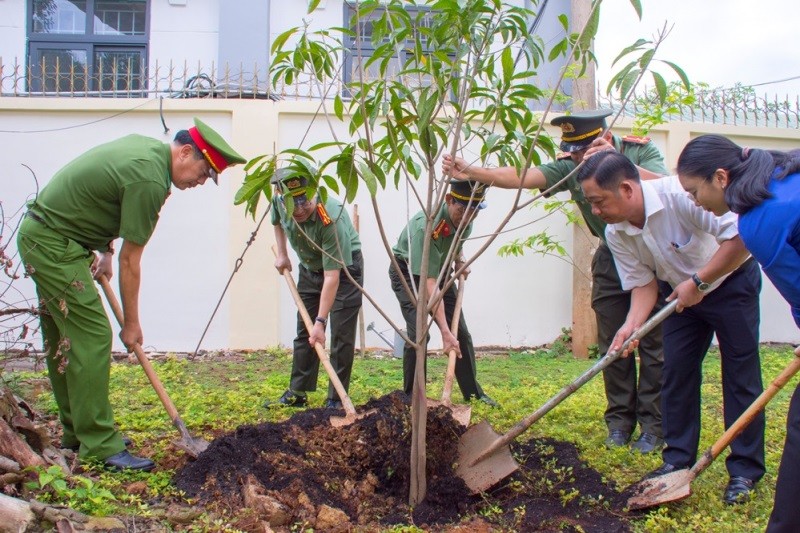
[627,344,800,510]
[98,276,209,457]
[456,299,678,494]
[273,248,375,427]
[427,276,471,426]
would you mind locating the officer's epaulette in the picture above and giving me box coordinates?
[621,135,651,145]
[556,152,572,160]
[432,219,451,240]
[316,203,332,226]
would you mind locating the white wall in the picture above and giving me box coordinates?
[1,103,233,352]
[0,0,26,65]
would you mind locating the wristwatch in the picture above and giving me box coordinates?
[315,316,328,327]
[691,273,710,292]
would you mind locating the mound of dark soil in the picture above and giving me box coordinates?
[175,392,630,532]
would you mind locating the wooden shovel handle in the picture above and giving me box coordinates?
[694,348,800,473]
[441,276,466,404]
[98,276,189,436]
[272,247,357,416]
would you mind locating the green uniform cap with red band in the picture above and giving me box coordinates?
[188,118,247,179]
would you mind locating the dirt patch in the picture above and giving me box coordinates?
[175,392,630,532]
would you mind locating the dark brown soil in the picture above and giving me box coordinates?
[175,392,630,532]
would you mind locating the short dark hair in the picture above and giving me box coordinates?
[576,150,640,190]
[676,134,800,214]
[173,129,204,160]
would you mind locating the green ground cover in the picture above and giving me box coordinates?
[7,343,796,532]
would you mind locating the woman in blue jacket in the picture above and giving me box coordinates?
[676,134,800,528]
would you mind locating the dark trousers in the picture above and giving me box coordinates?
[592,243,664,436]
[290,251,363,402]
[660,259,765,481]
[389,259,484,400]
[766,384,800,532]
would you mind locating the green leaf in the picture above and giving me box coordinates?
[652,71,667,103]
[234,173,270,206]
[611,38,648,66]
[308,0,321,14]
[638,49,655,70]
[334,94,344,121]
[577,4,600,52]
[627,0,643,19]
[271,27,299,54]
[358,161,378,196]
[501,46,513,84]
[243,154,268,172]
[662,60,692,90]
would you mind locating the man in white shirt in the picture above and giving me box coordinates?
[576,151,764,505]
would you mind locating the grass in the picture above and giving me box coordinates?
[6,343,796,532]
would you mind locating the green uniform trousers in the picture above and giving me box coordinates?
[390,258,485,401]
[290,251,363,401]
[592,243,664,437]
[17,216,125,460]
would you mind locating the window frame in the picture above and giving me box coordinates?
[27,0,150,95]
[342,2,445,92]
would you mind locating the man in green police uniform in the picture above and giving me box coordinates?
[17,118,246,471]
[266,169,363,409]
[390,180,497,406]
[442,109,668,452]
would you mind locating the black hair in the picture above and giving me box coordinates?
[173,129,204,160]
[676,134,800,214]
[576,150,640,190]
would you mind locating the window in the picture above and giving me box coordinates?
[28,0,149,95]
[343,3,444,89]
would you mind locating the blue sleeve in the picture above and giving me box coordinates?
[741,203,800,328]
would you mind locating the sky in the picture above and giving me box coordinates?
[593,0,800,99]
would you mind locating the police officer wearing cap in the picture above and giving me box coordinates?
[18,118,246,471]
[390,180,498,406]
[266,169,363,410]
[442,109,668,451]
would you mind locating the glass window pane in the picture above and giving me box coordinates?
[37,49,88,92]
[94,1,147,36]
[95,50,144,92]
[33,0,87,34]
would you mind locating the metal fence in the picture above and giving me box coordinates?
[3,56,799,129]
[599,88,800,130]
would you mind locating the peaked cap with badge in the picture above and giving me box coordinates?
[271,167,319,205]
[187,118,247,184]
[550,109,614,153]
[449,179,488,210]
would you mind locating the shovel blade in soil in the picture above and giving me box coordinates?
[329,408,378,428]
[456,420,519,494]
[174,437,210,458]
[626,469,694,510]
[426,399,471,427]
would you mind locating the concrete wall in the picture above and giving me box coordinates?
[2,97,800,354]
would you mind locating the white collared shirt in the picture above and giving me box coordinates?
[606,175,740,291]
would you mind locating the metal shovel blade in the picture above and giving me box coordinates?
[329,408,378,428]
[427,399,471,427]
[626,469,695,510]
[173,436,210,457]
[455,421,519,494]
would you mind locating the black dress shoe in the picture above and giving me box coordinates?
[103,450,155,472]
[723,476,755,505]
[63,436,132,453]
[643,462,687,479]
[630,432,665,454]
[264,390,308,408]
[604,429,631,448]
[323,399,343,409]
[478,395,499,408]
